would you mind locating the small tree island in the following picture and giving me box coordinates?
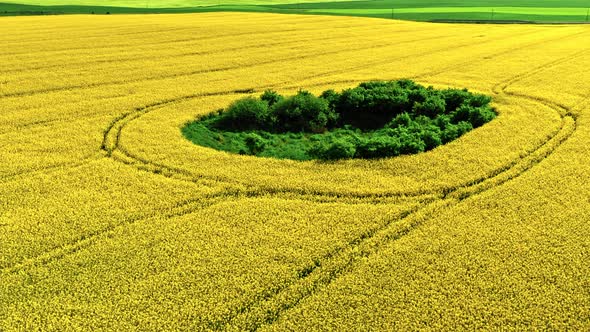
[182,80,496,161]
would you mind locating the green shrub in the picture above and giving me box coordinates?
[451,105,496,127]
[413,95,446,118]
[407,87,430,105]
[216,97,270,131]
[356,136,401,158]
[440,88,471,112]
[271,90,338,132]
[260,89,283,107]
[336,81,410,129]
[320,89,340,111]
[441,121,473,143]
[469,106,497,127]
[395,79,420,90]
[308,139,356,160]
[467,93,492,107]
[434,114,452,129]
[184,79,495,161]
[399,133,426,154]
[420,126,443,150]
[387,112,412,128]
[244,133,267,155]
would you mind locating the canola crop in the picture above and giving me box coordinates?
[1,13,589,330]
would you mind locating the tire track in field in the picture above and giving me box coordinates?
[0,111,114,183]
[222,56,587,332]
[0,159,426,274]
[0,163,426,277]
[0,112,108,135]
[0,26,536,99]
[95,62,578,330]
[0,152,102,185]
[101,69,564,200]
[0,190,240,274]
[218,40,589,327]
[411,29,590,81]
[4,38,583,280]
[28,31,588,290]
[95,25,557,171]
[224,117,577,332]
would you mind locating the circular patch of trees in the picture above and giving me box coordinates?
[182,80,496,160]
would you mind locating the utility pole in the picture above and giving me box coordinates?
[491,8,495,20]
[586,8,589,22]
[391,8,394,20]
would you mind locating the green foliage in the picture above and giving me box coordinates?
[441,121,474,143]
[451,104,495,127]
[260,89,283,107]
[356,135,401,159]
[336,80,411,129]
[271,90,338,132]
[387,112,412,128]
[244,133,267,155]
[320,89,340,111]
[439,88,472,112]
[184,80,496,160]
[421,126,443,150]
[307,138,357,160]
[412,95,446,118]
[216,97,270,131]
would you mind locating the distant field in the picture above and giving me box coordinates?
[302,6,590,22]
[4,0,590,8]
[1,0,590,22]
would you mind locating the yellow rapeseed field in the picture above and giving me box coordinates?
[1,13,589,330]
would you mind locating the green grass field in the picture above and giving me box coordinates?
[1,0,590,22]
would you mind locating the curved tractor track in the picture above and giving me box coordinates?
[96,48,586,330]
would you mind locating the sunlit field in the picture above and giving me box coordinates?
[1,13,589,330]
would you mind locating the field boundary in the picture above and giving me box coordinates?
[2,3,590,25]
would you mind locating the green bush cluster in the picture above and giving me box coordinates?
[305,116,474,160]
[188,80,496,160]
[215,90,338,133]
